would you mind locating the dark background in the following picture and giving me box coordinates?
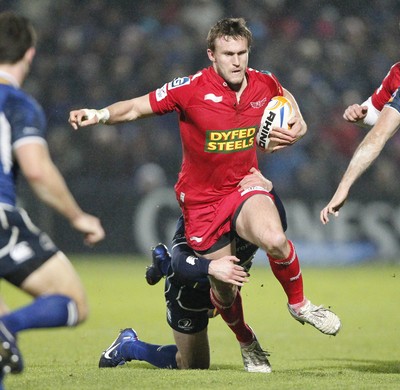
[3,0,400,258]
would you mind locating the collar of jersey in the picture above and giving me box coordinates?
[0,71,19,87]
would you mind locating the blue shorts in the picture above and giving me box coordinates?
[0,204,58,286]
[164,276,212,334]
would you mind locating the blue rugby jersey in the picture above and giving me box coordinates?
[0,71,47,206]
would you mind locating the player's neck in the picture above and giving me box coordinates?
[232,77,247,103]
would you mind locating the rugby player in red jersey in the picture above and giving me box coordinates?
[70,17,341,373]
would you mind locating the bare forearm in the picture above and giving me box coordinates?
[69,94,153,129]
[338,139,382,191]
[105,98,148,124]
[339,106,399,191]
[29,162,83,223]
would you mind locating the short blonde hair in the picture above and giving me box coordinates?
[207,18,253,52]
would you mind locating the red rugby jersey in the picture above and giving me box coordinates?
[149,66,283,207]
[371,62,400,110]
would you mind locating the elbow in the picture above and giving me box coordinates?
[24,169,47,184]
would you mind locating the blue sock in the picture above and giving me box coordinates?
[0,294,78,335]
[121,340,178,369]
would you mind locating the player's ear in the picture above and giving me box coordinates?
[207,49,215,63]
[25,47,36,65]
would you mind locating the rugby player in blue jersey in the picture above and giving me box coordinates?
[0,11,105,384]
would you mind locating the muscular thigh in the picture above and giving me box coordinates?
[184,188,273,253]
[21,252,86,304]
[235,194,284,248]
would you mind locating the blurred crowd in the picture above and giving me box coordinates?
[4,0,400,201]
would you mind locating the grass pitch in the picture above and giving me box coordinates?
[2,255,400,389]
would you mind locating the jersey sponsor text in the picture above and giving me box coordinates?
[205,127,256,153]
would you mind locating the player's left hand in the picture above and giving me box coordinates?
[267,115,307,152]
[208,256,249,286]
[238,167,273,192]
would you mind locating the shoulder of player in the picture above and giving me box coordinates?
[4,87,43,117]
[383,62,400,85]
[390,62,400,71]
[247,68,280,84]
[170,68,207,88]
[3,88,46,139]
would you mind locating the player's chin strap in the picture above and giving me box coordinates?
[82,108,110,124]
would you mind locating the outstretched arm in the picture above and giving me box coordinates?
[68,94,154,129]
[320,105,400,224]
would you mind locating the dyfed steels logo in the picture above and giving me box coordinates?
[205,127,256,153]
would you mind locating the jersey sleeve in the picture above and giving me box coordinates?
[371,62,400,111]
[5,92,47,149]
[149,75,194,115]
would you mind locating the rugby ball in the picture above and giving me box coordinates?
[256,96,294,150]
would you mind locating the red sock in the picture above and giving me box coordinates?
[268,240,304,305]
[210,289,253,345]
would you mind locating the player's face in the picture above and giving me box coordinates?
[207,36,249,91]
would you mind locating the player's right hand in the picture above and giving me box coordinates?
[69,108,109,129]
[71,212,105,246]
[320,189,348,225]
[343,104,368,123]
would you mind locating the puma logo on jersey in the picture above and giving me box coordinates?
[189,236,203,243]
[204,93,223,103]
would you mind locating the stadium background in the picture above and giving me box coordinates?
[3,0,400,265]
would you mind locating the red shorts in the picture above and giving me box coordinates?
[180,187,274,253]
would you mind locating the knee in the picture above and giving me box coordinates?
[62,291,88,325]
[261,231,288,259]
[75,297,89,324]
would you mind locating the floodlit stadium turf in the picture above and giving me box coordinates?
[3,255,400,390]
